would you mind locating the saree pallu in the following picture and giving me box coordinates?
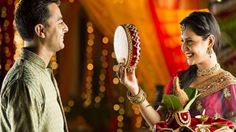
[165,70,236,122]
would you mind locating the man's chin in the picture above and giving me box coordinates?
[58,44,65,51]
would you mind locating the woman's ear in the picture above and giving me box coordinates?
[208,34,215,48]
[35,24,46,38]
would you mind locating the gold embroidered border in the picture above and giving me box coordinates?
[194,71,236,98]
[122,25,133,67]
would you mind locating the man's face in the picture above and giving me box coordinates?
[43,3,68,52]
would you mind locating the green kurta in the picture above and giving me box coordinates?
[0,49,68,132]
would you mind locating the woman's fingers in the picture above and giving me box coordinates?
[116,63,126,84]
[175,77,181,90]
[173,76,181,92]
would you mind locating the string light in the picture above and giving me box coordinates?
[94,36,110,107]
[82,21,95,107]
[1,1,15,82]
[132,104,143,128]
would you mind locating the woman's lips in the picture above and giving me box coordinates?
[185,52,194,58]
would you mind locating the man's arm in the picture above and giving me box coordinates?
[4,79,42,132]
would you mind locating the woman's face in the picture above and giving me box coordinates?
[181,26,211,65]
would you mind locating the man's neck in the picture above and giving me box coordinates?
[24,41,54,67]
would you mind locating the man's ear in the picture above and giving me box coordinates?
[208,34,215,48]
[35,24,46,38]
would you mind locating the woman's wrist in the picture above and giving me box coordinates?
[127,87,147,104]
[127,84,139,95]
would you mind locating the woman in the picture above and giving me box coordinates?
[117,11,236,130]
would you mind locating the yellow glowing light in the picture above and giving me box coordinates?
[118,122,124,127]
[69,0,74,3]
[113,65,118,71]
[86,84,92,90]
[86,46,93,53]
[99,74,106,80]
[1,7,7,18]
[95,96,101,103]
[117,129,123,132]
[83,99,91,107]
[102,37,109,44]
[64,106,71,113]
[135,122,141,128]
[99,86,106,92]
[119,108,125,115]
[3,20,9,28]
[0,65,2,70]
[5,63,11,71]
[51,62,58,70]
[68,100,75,107]
[111,52,116,58]
[87,26,94,33]
[102,62,108,68]
[136,116,142,122]
[8,0,13,5]
[102,49,108,56]
[134,110,140,115]
[113,78,119,84]
[86,76,92,82]
[113,104,120,111]
[132,104,138,110]
[118,96,125,103]
[117,115,124,122]
[87,39,94,46]
[87,63,94,70]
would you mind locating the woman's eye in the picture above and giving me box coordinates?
[187,40,193,45]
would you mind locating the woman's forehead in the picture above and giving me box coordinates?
[181,27,197,38]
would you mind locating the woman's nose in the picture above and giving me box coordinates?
[181,42,188,52]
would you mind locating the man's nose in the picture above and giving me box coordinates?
[63,22,69,33]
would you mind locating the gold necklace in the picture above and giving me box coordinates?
[197,63,221,77]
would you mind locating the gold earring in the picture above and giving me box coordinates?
[207,48,213,58]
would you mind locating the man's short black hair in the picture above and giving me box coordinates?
[15,0,60,40]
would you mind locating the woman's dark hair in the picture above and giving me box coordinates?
[15,0,60,41]
[179,11,222,89]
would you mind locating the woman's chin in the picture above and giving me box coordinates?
[186,60,195,66]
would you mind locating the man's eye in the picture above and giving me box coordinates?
[58,20,64,24]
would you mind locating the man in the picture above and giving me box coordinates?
[0,0,69,131]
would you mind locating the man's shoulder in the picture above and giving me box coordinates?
[1,60,44,105]
[1,59,41,89]
[8,59,40,78]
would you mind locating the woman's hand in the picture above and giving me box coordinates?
[116,63,139,95]
[173,77,189,106]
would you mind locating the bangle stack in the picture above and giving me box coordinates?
[127,88,147,104]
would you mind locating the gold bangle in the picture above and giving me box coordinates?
[127,88,147,104]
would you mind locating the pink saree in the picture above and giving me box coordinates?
[165,70,236,122]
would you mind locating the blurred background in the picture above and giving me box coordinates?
[1,0,236,131]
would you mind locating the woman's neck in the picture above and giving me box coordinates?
[197,53,218,70]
